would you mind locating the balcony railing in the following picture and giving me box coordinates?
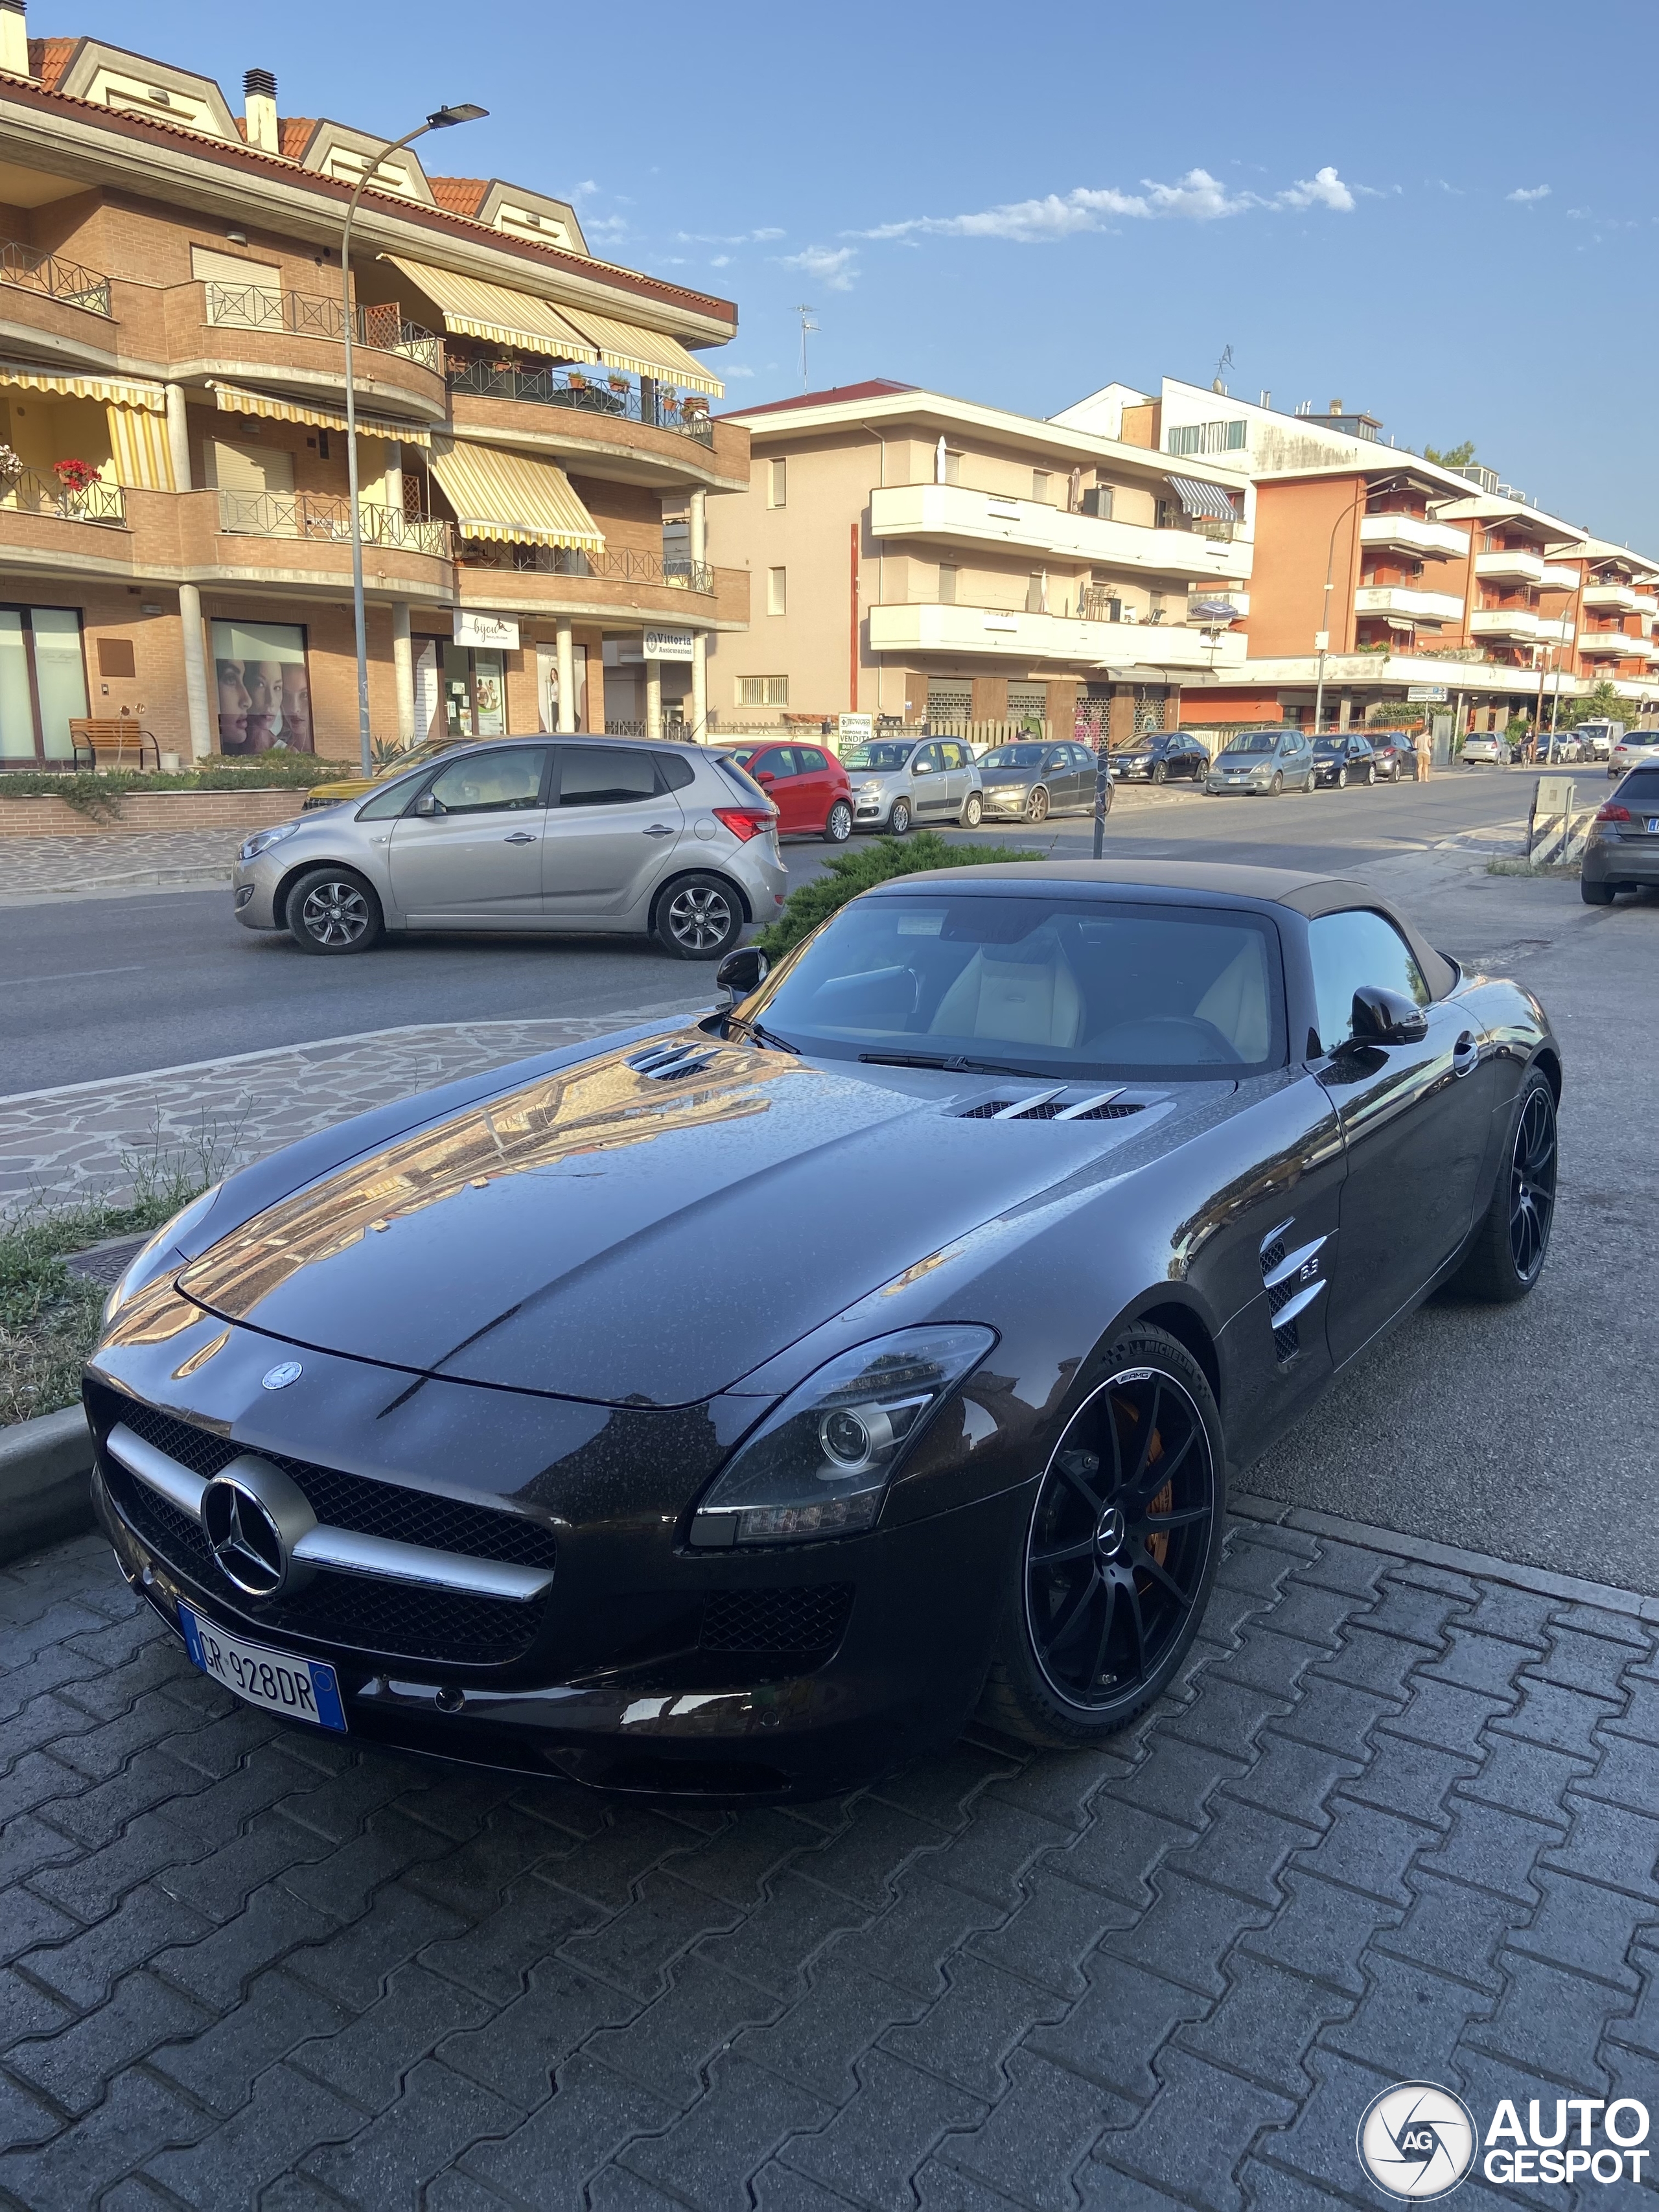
[446,358,715,446]
[0,240,113,318]
[216,489,452,557]
[458,539,713,592]
[0,466,125,526]
[202,283,443,370]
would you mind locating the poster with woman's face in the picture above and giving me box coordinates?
[211,620,313,754]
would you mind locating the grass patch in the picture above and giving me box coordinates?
[755,831,1041,958]
[1486,857,1583,879]
[0,1117,244,1428]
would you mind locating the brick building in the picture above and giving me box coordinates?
[0,8,748,769]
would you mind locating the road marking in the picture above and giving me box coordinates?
[0,964,147,986]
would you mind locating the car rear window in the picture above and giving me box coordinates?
[655,750,696,791]
[1617,769,1659,804]
[556,746,659,806]
[712,754,771,804]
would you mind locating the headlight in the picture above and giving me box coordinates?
[240,821,304,863]
[690,1324,995,1548]
[102,1182,223,1323]
[857,779,886,796]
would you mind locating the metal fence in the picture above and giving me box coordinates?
[0,239,111,317]
[0,467,126,526]
[216,489,451,557]
[202,283,442,369]
[459,541,713,592]
[447,359,715,445]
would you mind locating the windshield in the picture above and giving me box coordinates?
[841,743,914,771]
[1219,732,1279,756]
[979,745,1049,768]
[751,893,1284,1080]
[374,738,448,776]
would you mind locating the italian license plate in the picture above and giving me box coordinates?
[179,1602,347,1731]
[1646,818,1658,833]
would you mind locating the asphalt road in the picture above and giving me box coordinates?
[1,767,1538,1096]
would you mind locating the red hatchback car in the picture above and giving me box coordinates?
[723,741,854,843]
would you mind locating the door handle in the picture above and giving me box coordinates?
[642,824,676,837]
[502,832,537,845]
[1452,1032,1479,1077]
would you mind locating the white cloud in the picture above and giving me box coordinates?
[722,364,756,378]
[1508,184,1551,203]
[1430,178,1464,196]
[777,244,859,290]
[675,227,786,245]
[709,253,731,268]
[570,180,600,198]
[853,165,1361,243]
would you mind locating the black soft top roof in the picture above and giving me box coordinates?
[875,860,1458,999]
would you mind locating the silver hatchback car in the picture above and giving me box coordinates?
[841,737,984,834]
[234,736,788,960]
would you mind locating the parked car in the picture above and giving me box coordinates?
[1574,720,1617,761]
[1205,727,1317,795]
[721,741,854,843]
[1460,735,1507,766]
[841,738,984,833]
[975,740,1108,822]
[1542,731,1583,764]
[1107,731,1209,785]
[233,736,787,961]
[301,732,511,809]
[1583,765,1659,903]
[1311,733,1380,788]
[1363,731,1416,780]
[90,860,1559,1797]
[1608,730,1659,779]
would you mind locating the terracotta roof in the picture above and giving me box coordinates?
[278,117,316,158]
[27,38,76,91]
[429,176,487,217]
[723,378,916,419]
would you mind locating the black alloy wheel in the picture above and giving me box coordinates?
[1450,1067,1558,1302]
[980,1328,1224,1745]
[1151,760,1167,785]
[888,798,912,837]
[286,868,381,954]
[1027,786,1050,822]
[656,874,743,960]
[823,798,853,844]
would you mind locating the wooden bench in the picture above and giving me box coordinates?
[69,719,161,771]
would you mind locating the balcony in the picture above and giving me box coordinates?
[1354,585,1464,623]
[446,359,713,447]
[1473,548,1575,589]
[216,489,451,559]
[868,598,1248,673]
[1538,562,1580,590]
[458,541,712,592]
[173,281,447,422]
[203,283,441,371]
[1578,628,1654,658]
[1470,609,1572,645]
[0,240,111,318]
[1583,582,1640,613]
[0,467,125,528]
[868,482,1251,583]
[1358,513,1469,559]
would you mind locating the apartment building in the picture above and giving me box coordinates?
[706,380,1250,744]
[1060,379,1659,732]
[0,8,747,768]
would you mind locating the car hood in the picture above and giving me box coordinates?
[172,1032,1155,1407]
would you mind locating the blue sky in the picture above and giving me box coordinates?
[76,0,1656,547]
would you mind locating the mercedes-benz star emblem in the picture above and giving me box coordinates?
[261,1361,303,1391]
[202,1477,287,1596]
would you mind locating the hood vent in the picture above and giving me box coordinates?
[626,1041,721,1083]
[957,1086,1147,1123]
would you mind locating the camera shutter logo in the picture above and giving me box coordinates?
[1357,2082,1476,2199]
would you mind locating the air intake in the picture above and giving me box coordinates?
[626,1041,720,1082]
[957,1086,1146,1123]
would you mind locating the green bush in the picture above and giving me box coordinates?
[754,831,1040,959]
[0,754,347,820]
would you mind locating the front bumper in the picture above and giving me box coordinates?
[1206,776,1269,794]
[978,785,1034,813]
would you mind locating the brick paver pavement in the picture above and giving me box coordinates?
[2,1501,1654,2211]
[0,831,248,903]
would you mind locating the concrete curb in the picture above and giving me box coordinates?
[0,1404,95,1567]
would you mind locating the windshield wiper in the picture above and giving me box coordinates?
[858,1049,1069,1080]
[725,1013,800,1054]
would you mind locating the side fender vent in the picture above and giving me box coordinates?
[1260,1217,1328,1366]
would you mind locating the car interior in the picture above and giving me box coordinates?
[764,898,1282,1071]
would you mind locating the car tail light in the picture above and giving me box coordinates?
[713,806,774,842]
[1597,804,1630,822]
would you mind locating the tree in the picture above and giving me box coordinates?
[1424,440,1477,468]
[1560,680,1638,730]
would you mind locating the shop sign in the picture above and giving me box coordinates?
[642,627,694,662]
[838,713,873,743]
[1406,684,1449,703]
[454,610,520,650]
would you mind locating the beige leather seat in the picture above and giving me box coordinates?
[929,940,1084,1048]
[1194,942,1270,1061]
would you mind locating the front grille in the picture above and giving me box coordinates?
[701,1583,854,1655]
[92,1390,553,1668]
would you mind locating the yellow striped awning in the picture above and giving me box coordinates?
[428,439,603,552]
[106,404,174,491]
[207,382,432,447]
[559,310,724,398]
[382,257,599,363]
[0,362,166,410]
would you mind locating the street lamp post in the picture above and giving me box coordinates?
[341,103,485,775]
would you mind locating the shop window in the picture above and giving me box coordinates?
[442,642,507,738]
[211,619,312,755]
[0,606,89,763]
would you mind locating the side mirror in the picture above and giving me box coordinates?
[413,791,443,817]
[1349,984,1428,1048]
[715,946,769,1006]
[754,770,776,786]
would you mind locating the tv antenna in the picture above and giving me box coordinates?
[795,303,818,391]
[1212,343,1234,394]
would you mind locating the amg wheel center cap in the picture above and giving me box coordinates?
[1095,1506,1127,1559]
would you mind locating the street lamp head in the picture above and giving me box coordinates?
[427,103,487,128]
